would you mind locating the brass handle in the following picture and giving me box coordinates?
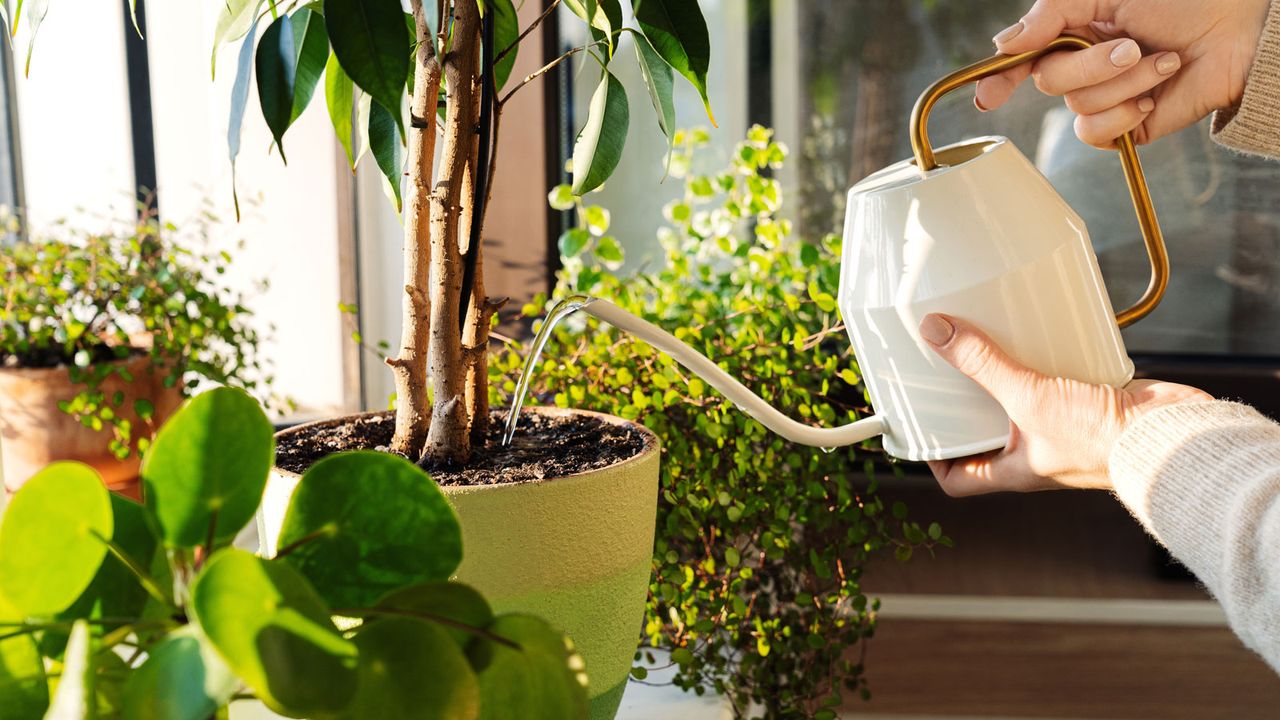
[909,35,1169,328]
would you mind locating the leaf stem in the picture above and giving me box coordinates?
[333,606,520,649]
[499,41,606,106]
[272,523,338,560]
[90,530,173,608]
[495,0,560,67]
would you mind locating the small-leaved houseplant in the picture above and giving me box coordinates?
[0,387,588,718]
[495,127,951,717]
[0,215,272,495]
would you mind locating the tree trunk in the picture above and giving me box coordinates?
[387,2,442,460]
[423,0,482,464]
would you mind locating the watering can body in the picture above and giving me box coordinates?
[838,136,1134,461]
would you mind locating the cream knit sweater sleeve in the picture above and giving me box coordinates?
[1110,402,1280,671]
[1212,0,1280,156]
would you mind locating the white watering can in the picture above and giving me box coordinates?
[523,37,1170,462]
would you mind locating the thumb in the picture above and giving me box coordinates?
[919,313,1044,411]
[995,0,1107,54]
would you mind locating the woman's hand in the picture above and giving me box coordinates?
[975,0,1273,148]
[918,313,1212,495]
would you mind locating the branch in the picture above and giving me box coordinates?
[495,0,561,68]
[499,42,602,106]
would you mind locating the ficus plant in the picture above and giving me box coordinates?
[0,387,589,718]
[203,0,713,464]
[492,127,951,718]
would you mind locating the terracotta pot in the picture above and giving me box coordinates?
[258,407,661,720]
[0,355,184,498]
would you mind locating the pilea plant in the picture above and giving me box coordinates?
[492,127,951,718]
[0,387,588,718]
[0,214,275,458]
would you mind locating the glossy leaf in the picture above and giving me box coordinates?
[141,387,274,549]
[190,549,357,717]
[45,620,93,719]
[0,463,111,616]
[0,592,48,717]
[326,0,409,137]
[121,626,239,720]
[276,451,461,609]
[490,0,518,91]
[374,582,493,649]
[570,71,629,196]
[288,7,329,121]
[632,31,676,147]
[326,51,356,169]
[631,0,714,123]
[211,0,259,78]
[469,615,589,720]
[367,99,404,212]
[563,0,622,53]
[227,15,261,220]
[255,14,297,162]
[336,618,480,720]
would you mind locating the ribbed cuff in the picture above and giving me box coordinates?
[1212,0,1280,158]
[1109,400,1280,589]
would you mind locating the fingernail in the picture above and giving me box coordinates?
[974,95,988,112]
[993,22,1024,45]
[1138,96,1156,113]
[1155,52,1181,75]
[919,315,955,345]
[1110,39,1141,67]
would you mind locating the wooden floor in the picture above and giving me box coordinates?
[840,478,1280,718]
[855,619,1280,719]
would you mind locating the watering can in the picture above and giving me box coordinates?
[576,37,1170,461]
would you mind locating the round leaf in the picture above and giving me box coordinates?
[191,549,357,717]
[121,626,239,720]
[468,615,588,720]
[276,451,462,609]
[375,582,493,649]
[141,387,274,548]
[326,0,409,135]
[336,618,480,720]
[558,228,590,259]
[0,462,112,616]
[571,71,629,196]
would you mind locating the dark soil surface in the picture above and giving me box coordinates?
[274,410,649,486]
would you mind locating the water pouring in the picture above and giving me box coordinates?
[509,36,1170,462]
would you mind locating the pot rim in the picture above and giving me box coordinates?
[271,406,660,487]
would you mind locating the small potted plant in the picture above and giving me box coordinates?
[0,387,588,718]
[0,214,274,498]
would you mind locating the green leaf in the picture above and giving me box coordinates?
[21,0,48,76]
[211,0,259,78]
[571,71,629,196]
[336,618,480,719]
[563,0,621,53]
[557,228,590,259]
[632,31,675,146]
[256,14,298,162]
[595,235,624,264]
[140,387,275,548]
[374,582,493,649]
[190,549,357,717]
[367,99,404,212]
[0,463,112,616]
[490,0,518,91]
[227,15,261,220]
[121,626,239,720]
[46,620,94,719]
[288,7,329,121]
[276,451,462,609]
[0,592,48,717]
[469,615,589,720]
[326,51,356,170]
[583,205,610,236]
[631,0,714,123]
[547,184,576,211]
[326,0,409,137]
[800,243,820,268]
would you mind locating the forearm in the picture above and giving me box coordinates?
[1213,0,1280,157]
[1110,400,1280,671]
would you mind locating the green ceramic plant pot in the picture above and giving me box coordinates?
[258,407,660,720]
